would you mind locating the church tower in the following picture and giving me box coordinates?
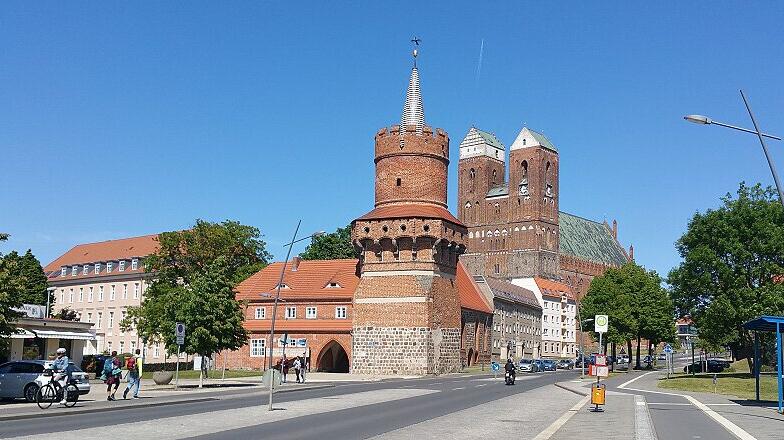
[351,47,466,375]
[457,127,506,227]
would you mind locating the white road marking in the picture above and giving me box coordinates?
[646,402,691,406]
[619,372,757,440]
[475,383,488,387]
[532,395,590,440]
[451,387,465,390]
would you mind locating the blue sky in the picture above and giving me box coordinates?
[1,2,783,278]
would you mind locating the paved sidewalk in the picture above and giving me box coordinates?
[624,370,784,440]
[0,381,330,421]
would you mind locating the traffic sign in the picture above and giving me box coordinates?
[595,354,607,367]
[175,322,185,345]
[664,344,673,354]
[263,369,282,390]
[491,362,500,372]
[595,315,609,333]
[590,365,609,377]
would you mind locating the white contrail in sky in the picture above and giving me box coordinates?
[475,38,484,84]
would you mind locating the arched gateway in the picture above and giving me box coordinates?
[317,340,349,373]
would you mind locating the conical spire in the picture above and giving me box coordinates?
[401,67,425,133]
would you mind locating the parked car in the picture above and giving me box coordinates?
[707,358,732,369]
[532,359,545,372]
[684,360,725,374]
[519,359,538,373]
[0,360,90,402]
[556,359,574,370]
[657,353,668,361]
[541,360,557,371]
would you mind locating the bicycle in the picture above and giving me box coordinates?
[36,369,79,409]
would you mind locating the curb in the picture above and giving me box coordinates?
[555,382,589,397]
[0,383,334,422]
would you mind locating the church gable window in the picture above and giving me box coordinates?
[519,160,529,196]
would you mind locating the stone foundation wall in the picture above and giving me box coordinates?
[352,326,460,375]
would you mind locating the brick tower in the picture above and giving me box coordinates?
[351,50,467,375]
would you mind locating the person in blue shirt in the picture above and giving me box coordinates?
[51,348,71,405]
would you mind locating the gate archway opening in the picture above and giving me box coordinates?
[317,340,349,373]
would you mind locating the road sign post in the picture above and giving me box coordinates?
[592,315,609,412]
[175,323,185,389]
[664,344,673,379]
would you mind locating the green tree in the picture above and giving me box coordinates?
[53,306,80,321]
[668,183,784,366]
[300,225,357,260]
[581,262,674,370]
[1,250,49,306]
[0,234,24,339]
[124,219,266,386]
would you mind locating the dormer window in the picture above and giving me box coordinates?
[82,265,88,275]
[107,262,113,273]
[131,258,138,270]
[71,266,78,276]
[326,282,341,288]
[61,267,67,277]
[119,260,126,271]
[277,283,289,289]
[94,263,101,274]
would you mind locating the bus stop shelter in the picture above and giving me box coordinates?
[742,315,784,413]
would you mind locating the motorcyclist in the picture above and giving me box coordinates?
[50,348,72,405]
[504,358,516,382]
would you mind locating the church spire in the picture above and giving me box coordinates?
[401,38,425,133]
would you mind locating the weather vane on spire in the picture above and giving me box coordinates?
[411,36,421,67]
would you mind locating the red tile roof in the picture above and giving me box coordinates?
[356,204,464,226]
[484,277,541,309]
[235,259,360,301]
[44,234,159,280]
[676,317,694,325]
[534,277,576,301]
[457,262,493,313]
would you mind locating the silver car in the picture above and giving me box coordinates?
[0,360,89,402]
[518,359,538,373]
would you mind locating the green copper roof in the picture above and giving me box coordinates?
[559,211,627,266]
[528,129,557,152]
[475,128,505,151]
[486,185,509,198]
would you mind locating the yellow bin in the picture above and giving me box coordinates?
[591,383,606,405]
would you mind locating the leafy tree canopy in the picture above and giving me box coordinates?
[668,183,784,359]
[1,250,49,306]
[53,306,80,321]
[300,225,357,260]
[0,234,24,337]
[145,219,272,286]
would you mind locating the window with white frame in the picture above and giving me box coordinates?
[94,263,100,274]
[110,285,116,301]
[107,262,113,273]
[250,339,266,357]
[107,341,112,352]
[69,288,74,303]
[122,284,128,299]
[60,290,64,304]
[82,265,88,275]
[131,258,138,270]
[71,266,78,276]
[153,345,160,358]
[335,306,347,319]
[96,312,102,328]
[98,286,104,301]
[254,307,266,319]
[120,310,127,334]
[108,311,114,329]
[134,283,140,299]
[61,267,67,277]
[119,260,126,271]
[87,312,92,323]
[131,340,136,352]
[78,288,83,302]
[306,307,317,319]
[119,341,124,353]
[88,287,94,302]
[285,307,296,319]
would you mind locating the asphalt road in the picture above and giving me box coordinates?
[1,370,578,439]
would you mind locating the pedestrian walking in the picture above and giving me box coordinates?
[293,357,301,383]
[101,351,122,401]
[123,349,143,399]
[281,355,289,383]
[300,354,308,383]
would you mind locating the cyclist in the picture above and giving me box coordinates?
[50,347,72,405]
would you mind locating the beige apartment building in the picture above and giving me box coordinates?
[45,235,163,359]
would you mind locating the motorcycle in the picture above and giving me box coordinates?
[504,370,516,385]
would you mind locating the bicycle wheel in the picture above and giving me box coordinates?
[36,384,55,409]
[64,383,79,407]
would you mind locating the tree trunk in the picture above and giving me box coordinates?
[626,339,633,374]
[611,342,617,372]
[635,334,642,369]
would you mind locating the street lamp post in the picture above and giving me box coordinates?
[684,90,784,208]
[265,220,324,411]
[578,317,594,379]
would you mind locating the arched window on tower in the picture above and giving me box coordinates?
[469,168,476,193]
[545,161,553,198]
[463,202,471,221]
[492,169,497,186]
[519,160,529,196]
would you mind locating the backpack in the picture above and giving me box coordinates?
[102,357,114,374]
[126,356,136,371]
